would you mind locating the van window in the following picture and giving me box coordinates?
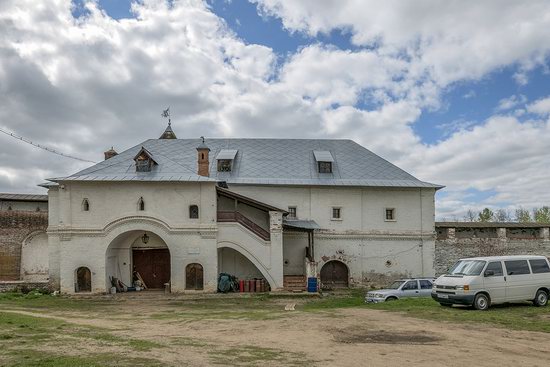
[505,260,531,275]
[402,281,418,290]
[449,260,486,276]
[419,280,433,289]
[484,261,503,276]
[529,259,550,274]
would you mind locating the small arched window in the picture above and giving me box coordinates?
[7,206,12,211]
[82,199,90,211]
[75,266,92,292]
[189,205,199,219]
[138,197,145,211]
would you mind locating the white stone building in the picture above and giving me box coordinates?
[42,124,442,294]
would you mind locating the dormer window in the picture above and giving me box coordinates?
[313,150,334,174]
[217,160,232,172]
[216,149,238,172]
[133,147,157,173]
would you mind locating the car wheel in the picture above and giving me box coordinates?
[439,303,452,307]
[386,297,397,302]
[533,289,548,307]
[473,293,490,311]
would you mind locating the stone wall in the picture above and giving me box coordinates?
[435,223,550,275]
[0,210,48,280]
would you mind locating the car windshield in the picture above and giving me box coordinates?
[387,281,404,289]
[448,260,486,276]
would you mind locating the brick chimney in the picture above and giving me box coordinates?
[104,147,118,160]
[196,136,210,177]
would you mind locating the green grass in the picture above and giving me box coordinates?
[369,297,550,333]
[0,291,114,312]
[209,346,311,367]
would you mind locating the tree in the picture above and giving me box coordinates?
[533,206,550,223]
[494,209,511,222]
[478,208,494,222]
[464,209,477,222]
[515,207,532,222]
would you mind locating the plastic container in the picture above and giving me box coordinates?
[307,277,318,293]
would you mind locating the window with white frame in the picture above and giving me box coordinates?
[385,208,396,221]
[331,207,342,220]
[288,206,297,219]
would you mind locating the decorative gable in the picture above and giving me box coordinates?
[133,147,158,172]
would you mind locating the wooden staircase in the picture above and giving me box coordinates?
[283,275,306,292]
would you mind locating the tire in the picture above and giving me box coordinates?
[386,297,398,302]
[473,293,490,311]
[439,303,452,307]
[533,289,549,307]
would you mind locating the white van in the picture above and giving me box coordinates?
[432,255,550,310]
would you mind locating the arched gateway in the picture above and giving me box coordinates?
[105,229,171,291]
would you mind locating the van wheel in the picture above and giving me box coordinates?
[439,303,452,307]
[386,297,397,302]
[473,293,490,310]
[533,289,548,307]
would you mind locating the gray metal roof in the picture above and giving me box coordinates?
[216,149,238,160]
[0,193,48,201]
[283,219,321,231]
[49,138,442,189]
[313,150,334,162]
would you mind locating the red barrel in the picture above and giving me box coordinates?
[256,279,261,293]
[244,280,249,292]
[249,279,255,292]
[239,280,244,293]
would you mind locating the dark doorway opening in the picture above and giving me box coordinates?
[186,263,204,290]
[76,267,92,292]
[132,249,170,289]
[320,261,349,289]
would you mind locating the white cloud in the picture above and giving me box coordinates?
[527,96,550,116]
[495,94,527,112]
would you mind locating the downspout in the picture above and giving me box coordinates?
[419,188,424,276]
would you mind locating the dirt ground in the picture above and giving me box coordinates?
[2,294,550,367]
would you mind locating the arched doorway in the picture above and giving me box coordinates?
[217,245,275,290]
[105,230,171,291]
[185,263,204,290]
[320,261,349,289]
[76,267,92,292]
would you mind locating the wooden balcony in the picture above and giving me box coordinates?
[217,211,270,241]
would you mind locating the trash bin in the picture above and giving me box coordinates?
[307,277,318,293]
[164,282,171,294]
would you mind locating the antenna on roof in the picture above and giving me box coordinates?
[161,107,171,125]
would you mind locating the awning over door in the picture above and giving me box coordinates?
[283,219,321,231]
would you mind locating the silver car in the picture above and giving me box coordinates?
[365,278,435,303]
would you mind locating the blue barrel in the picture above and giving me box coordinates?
[307,277,318,292]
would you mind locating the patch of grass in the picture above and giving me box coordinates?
[209,345,311,367]
[0,349,167,367]
[300,289,366,311]
[169,336,211,348]
[0,292,114,312]
[368,297,550,333]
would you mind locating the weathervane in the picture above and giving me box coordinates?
[161,107,171,125]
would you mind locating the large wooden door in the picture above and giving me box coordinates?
[133,249,170,289]
[186,263,204,290]
[320,261,349,289]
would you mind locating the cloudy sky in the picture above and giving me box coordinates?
[1,0,550,219]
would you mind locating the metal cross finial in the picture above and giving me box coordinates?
[200,136,205,143]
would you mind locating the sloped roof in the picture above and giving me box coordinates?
[0,193,48,201]
[48,138,442,189]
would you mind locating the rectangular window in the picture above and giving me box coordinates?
[484,261,503,276]
[505,260,531,275]
[331,207,341,220]
[288,206,297,219]
[419,280,433,289]
[529,259,550,274]
[385,208,395,221]
[402,281,418,290]
[217,159,232,172]
[318,161,332,173]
